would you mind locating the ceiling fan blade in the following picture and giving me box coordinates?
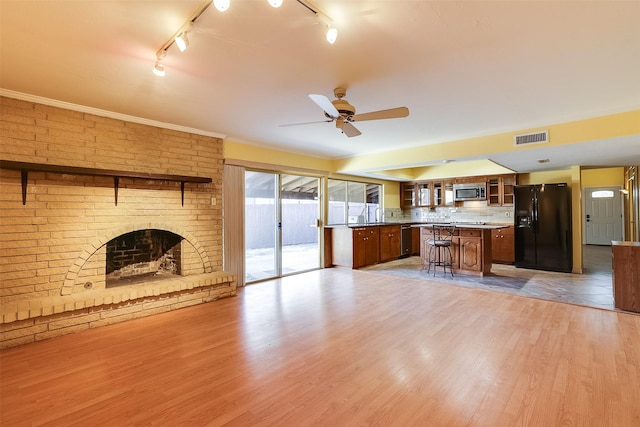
[341,121,362,137]
[308,94,340,118]
[279,120,332,128]
[351,106,409,122]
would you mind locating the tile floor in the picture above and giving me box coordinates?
[362,245,617,311]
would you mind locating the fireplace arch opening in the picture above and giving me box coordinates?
[105,229,183,287]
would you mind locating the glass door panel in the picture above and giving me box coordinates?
[245,171,278,282]
[245,171,321,283]
[281,174,320,275]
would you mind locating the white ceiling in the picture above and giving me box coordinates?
[1,0,639,176]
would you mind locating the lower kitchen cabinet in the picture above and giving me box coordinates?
[331,226,380,269]
[612,241,640,313]
[379,225,401,262]
[460,234,482,272]
[420,226,492,276]
[411,227,420,255]
[491,225,514,264]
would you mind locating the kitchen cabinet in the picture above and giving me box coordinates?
[417,182,432,207]
[491,225,514,264]
[487,174,516,206]
[459,229,483,272]
[402,180,454,208]
[411,227,420,255]
[455,176,487,184]
[379,225,401,262]
[456,228,492,275]
[331,226,379,269]
[401,182,416,208]
[612,241,640,313]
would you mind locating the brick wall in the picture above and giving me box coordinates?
[0,96,235,348]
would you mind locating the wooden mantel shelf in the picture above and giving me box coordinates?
[0,160,212,206]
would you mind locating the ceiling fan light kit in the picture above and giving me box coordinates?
[283,87,410,137]
[152,0,337,76]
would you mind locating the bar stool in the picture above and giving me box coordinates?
[424,225,456,277]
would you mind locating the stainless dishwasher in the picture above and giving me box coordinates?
[400,225,412,258]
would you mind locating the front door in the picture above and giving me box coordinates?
[584,186,623,245]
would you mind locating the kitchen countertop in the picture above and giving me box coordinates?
[325,222,511,229]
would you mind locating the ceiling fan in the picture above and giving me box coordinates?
[281,87,409,137]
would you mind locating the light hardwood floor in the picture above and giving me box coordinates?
[1,267,639,426]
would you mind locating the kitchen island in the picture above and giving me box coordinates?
[327,222,509,275]
[418,224,508,276]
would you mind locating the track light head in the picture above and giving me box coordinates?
[326,26,337,44]
[153,61,165,77]
[175,31,189,52]
[268,0,283,7]
[213,0,230,12]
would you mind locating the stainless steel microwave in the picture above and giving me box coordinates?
[453,183,486,201]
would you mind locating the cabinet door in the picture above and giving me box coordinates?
[459,237,482,271]
[487,176,501,206]
[443,181,455,206]
[502,175,516,206]
[379,225,400,262]
[487,174,516,206]
[491,226,514,263]
[433,181,443,206]
[401,182,416,208]
[411,227,420,255]
[417,182,432,207]
[364,228,380,266]
[352,229,368,268]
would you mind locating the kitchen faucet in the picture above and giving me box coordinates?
[375,207,384,223]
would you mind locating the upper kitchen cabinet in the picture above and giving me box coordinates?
[417,182,432,207]
[487,174,517,206]
[401,182,416,208]
[401,180,455,208]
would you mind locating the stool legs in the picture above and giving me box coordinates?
[424,243,454,277]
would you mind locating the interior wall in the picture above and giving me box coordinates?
[581,167,625,187]
[0,95,229,347]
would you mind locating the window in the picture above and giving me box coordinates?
[327,179,381,225]
[591,190,615,198]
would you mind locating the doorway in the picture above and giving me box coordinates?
[244,171,321,283]
[583,186,623,245]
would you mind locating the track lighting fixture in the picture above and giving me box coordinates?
[174,31,190,52]
[153,0,337,76]
[152,61,165,77]
[213,0,230,12]
[326,26,338,44]
[295,0,338,44]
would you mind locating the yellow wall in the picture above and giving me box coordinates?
[224,139,402,209]
[581,167,625,188]
[518,170,573,186]
[224,140,333,173]
[333,110,640,176]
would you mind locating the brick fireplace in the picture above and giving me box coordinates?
[0,96,236,348]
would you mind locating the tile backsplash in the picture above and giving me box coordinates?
[386,202,514,224]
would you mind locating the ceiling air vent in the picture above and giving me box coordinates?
[514,130,548,146]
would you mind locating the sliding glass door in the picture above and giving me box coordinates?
[244,171,320,283]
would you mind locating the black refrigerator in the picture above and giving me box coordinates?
[515,183,572,272]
